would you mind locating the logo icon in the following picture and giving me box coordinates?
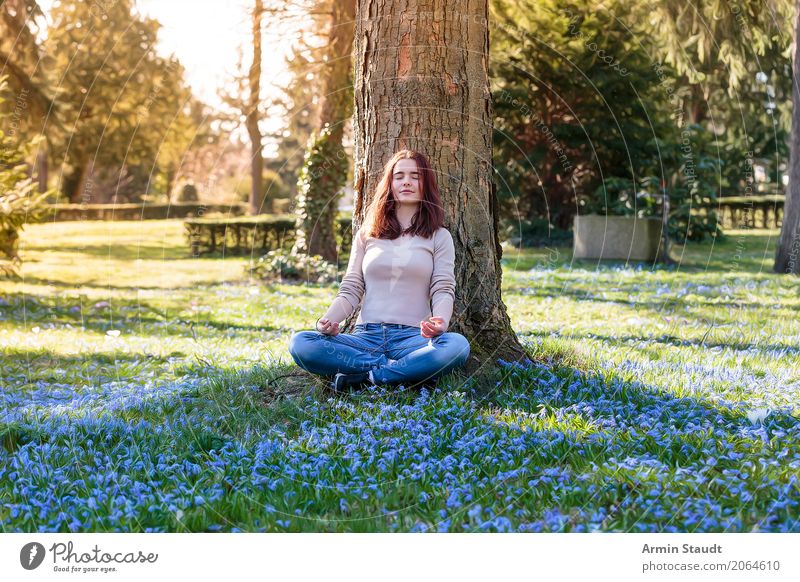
[20,542,46,570]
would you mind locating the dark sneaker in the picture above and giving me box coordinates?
[410,378,439,391]
[332,371,372,393]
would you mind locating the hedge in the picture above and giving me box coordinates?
[39,203,249,222]
[184,214,354,257]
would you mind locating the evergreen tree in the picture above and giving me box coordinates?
[0,77,50,276]
[491,0,668,230]
[0,0,56,191]
[46,0,192,203]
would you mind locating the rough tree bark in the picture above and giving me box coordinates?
[293,0,357,261]
[347,0,529,372]
[775,0,800,275]
[246,0,265,215]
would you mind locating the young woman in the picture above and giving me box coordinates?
[288,150,470,392]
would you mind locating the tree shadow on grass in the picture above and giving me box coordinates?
[457,355,799,529]
[509,282,792,314]
[177,352,482,443]
[515,329,800,357]
[16,276,225,292]
[466,354,798,462]
[2,338,796,532]
[0,292,281,338]
[182,351,799,531]
[1,346,186,386]
[25,244,188,262]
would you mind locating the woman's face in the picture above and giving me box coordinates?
[391,158,423,205]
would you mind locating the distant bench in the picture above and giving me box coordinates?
[716,195,784,229]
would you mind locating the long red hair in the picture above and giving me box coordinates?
[361,150,445,239]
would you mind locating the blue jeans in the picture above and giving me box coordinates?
[288,322,470,386]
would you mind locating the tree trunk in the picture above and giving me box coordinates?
[65,151,90,203]
[36,146,48,194]
[247,0,265,215]
[79,159,95,203]
[658,188,673,265]
[775,0,800,275]
[684,83,707,125]
[293,0,356,262]
[350,0,529,372]
[165,166,176,201]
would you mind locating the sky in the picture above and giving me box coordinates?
[132,0,299,110]
[36,0,311,147]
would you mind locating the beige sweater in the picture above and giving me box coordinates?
[323,226,456,329]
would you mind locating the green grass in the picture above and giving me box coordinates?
[1,220,798,532]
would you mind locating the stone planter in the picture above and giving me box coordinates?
[573,215,662,261]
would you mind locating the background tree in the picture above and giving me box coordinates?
[46,0,191,203]
[293,0,356,261]
[0,77,49,276]
[266,0,352,208]
[156,98,220,201]
[490,0,791,248]
[351,0,528,370]
[0,0,51,118]
[491,0,667,232]
[643,0,792,205]
[0,0,55,192]
[643,1,788,126]
[649,0,790,91]
[246,0,266,214]
[266,39,323,200]
[635,0,795,272]
[775,0,800,274]
[224,0,306,214]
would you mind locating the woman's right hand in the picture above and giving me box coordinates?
[316,317,340,336]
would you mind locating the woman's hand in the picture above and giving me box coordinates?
[420,316,446,338]
[316,317,340,336]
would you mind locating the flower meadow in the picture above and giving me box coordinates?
[0,221,798,532]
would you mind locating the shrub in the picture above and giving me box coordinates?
[650,125,723,243]
[0,77,50,276]
[577,126,722,243]
[500,217,573,247]
[234,170,289,212]
[249,249,338,284]
[581,177,660,218]
[174,182,199,203]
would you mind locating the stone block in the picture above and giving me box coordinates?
[573,215,663,261]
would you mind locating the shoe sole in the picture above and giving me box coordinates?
[331,373,371,394]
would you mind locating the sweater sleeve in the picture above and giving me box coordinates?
[430,228,456,329]
[323,226,366,324]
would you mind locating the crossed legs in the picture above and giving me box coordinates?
[288,328,470,386]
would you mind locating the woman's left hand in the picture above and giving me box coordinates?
[420,316,446,338]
